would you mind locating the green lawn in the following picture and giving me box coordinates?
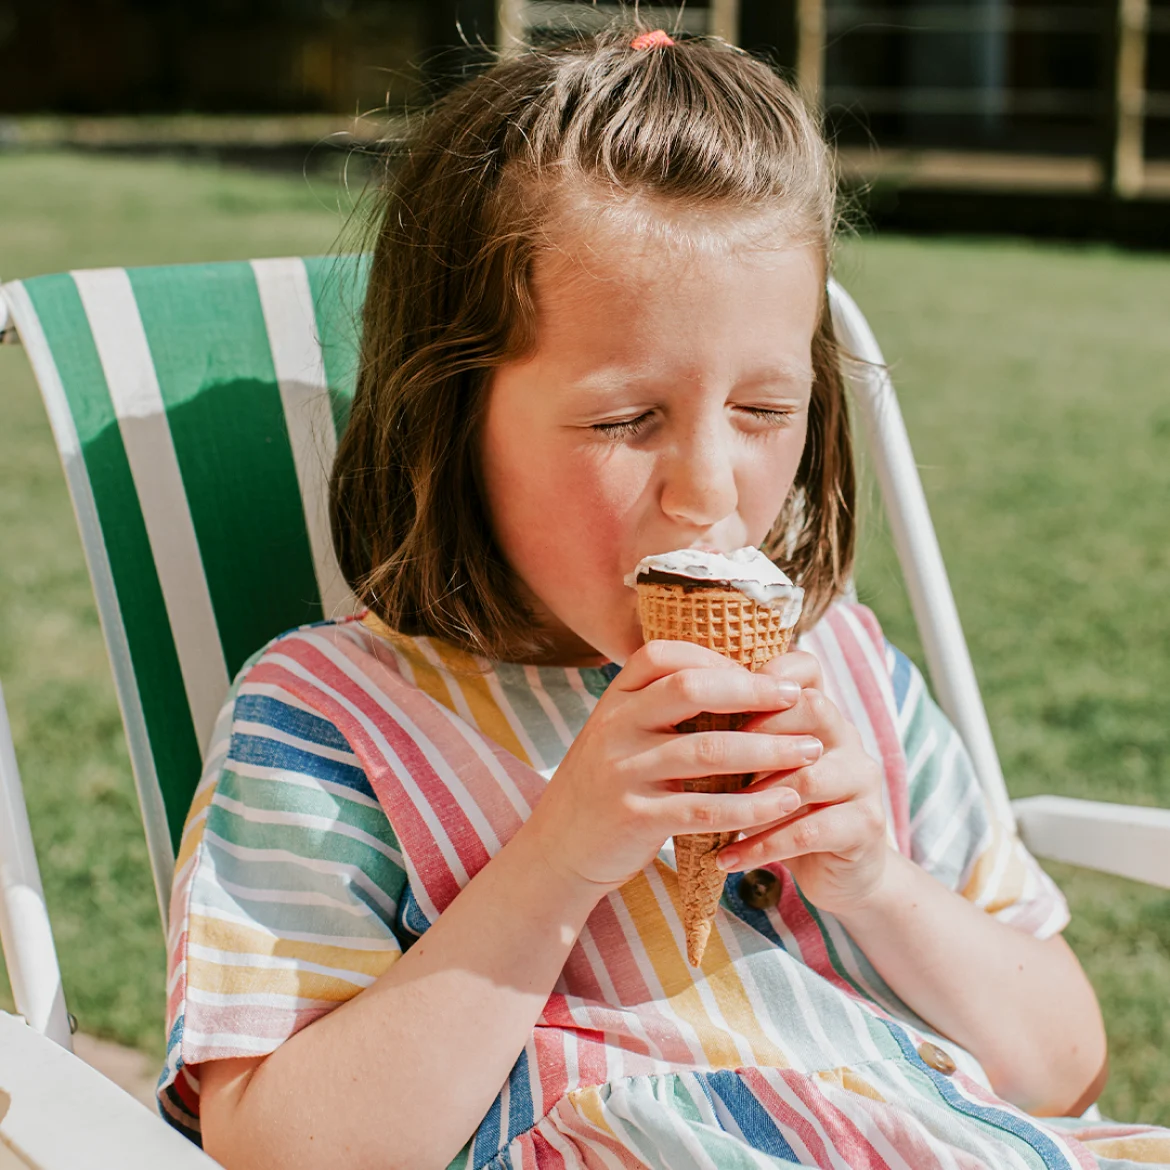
[1,152,1168,1124]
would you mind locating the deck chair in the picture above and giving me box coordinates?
[0,256,1167,1087]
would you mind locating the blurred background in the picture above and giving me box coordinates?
[0,0,1168,1131]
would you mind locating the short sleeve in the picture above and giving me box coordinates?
[889,643,1070,940]
[157,647,413,1140]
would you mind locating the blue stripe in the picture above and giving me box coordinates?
[235,691,353,753]
[505,1048,534,1143]
[889,644,914,715]
[722,870,789,952]
[228,731,374,799]
[397,884,434,941]
[474,1086,503,1166]
[705,1071,801,1161]
[884,1023,1075,1167]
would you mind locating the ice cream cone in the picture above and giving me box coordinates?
[635,575,799,967]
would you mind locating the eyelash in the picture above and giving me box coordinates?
[592,407,794,439]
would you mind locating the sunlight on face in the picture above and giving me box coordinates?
[480,206,823,666]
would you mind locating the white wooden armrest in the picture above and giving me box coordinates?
[0,1011,218,1169]
[1012,796,1170,889]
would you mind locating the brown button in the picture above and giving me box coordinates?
[917,1042,956,1075]
[738,868,781,910]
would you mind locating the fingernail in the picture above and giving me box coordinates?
[777,789,802,814]
[717,850,739,871]
[798,737,823,764]
[770,679,801,704]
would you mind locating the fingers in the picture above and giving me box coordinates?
[615,640,748,692]
[758,650,823,692]
[643,729,825,783]
[740,686,850,749]
[717,798,887,872]
[656,786,803,838]
[630,666,801,730]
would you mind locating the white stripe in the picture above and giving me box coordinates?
[227,761,383,813]
[191,902,399,951]
[184,985,336,1011]
[212,791,401,864]
[234,719,358,765]
[250,258,355,620]
[480,664,548,770]
[72,267,230,752]
[181,1027,288,1055]
[5,280,176,928]
[641,865,757,1069]
[201,828,399,918]
[922,780,980,875]
[186,940,376,986]
[213,874,390,920]
[299,634,511,859]
[524,665,576,749]
[264,646,473,910]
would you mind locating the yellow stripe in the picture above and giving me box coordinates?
[961,825,1027,912]
[186,959,388,1002]
[1083,1135,1170,1160]
[618,865,741,1070]
[190,914,399,977]
[175,783,216,872]
[816,1066,886,1102]
[695,908,789,1069]
[567,1085,619,1138]
[360,613,456,709]
[361,614,532,765]
[430,639,531,765]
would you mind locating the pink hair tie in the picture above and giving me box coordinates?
[631,29,675,50]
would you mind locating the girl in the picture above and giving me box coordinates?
[159,26,1169,1170]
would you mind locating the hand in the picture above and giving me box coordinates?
[523,641,817,891]
[714,651,890,917]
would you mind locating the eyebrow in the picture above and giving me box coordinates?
[566,362,814,394]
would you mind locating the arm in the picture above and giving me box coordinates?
[834,848,1106,1116]
[201,641,811,1170]
[721,651,1106,1117]
[202,821,601,1170]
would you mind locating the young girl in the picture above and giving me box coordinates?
[158,27,1170,1170]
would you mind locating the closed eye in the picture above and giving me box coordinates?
[591,412,654,439]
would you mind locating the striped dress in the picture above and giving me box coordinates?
[158,602,1170,1168]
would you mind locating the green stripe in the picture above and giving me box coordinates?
[303,253,368,437]
[23,273,201,852]
[128,263,322,677]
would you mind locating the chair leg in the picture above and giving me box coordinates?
[0,678,73,1049]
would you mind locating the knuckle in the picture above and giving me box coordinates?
[672,670,708,707]
[804,689,830,722]
[860,798,886,835]
[689,800,721,828]
[792,819,819,852]
[692,732,726,768]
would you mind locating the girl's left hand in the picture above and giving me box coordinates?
[715,650,891,917]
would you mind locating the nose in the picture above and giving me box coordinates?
[658,416,738,529]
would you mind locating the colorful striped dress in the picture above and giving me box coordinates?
[158,602,1170,1168]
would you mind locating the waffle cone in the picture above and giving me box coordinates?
[637,581,797,966]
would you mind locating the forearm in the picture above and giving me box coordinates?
[836,849,1105,1115]
[205,822,602,1170]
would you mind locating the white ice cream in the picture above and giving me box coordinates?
[626,547,804,626]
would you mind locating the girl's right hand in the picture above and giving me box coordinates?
[522,640,818,891]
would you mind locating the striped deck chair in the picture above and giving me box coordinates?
[1,258,1167,1069]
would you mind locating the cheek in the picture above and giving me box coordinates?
[482,420,646,588]
[742,420,809,538]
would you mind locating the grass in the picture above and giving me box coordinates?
[1,152,1168,1121]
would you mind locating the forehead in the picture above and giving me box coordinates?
[526,195,823,376]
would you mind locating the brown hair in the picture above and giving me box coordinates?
[331,25,854,661]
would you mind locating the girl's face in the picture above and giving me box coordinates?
[481,211,822,666]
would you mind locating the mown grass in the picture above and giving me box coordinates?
[0,152,1167,1121]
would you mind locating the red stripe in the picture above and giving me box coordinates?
[830,606,912,856]
[770,1067,896,1167]
[530,1124,568,1168]
[249,646,481,912]
[332,627,543,840]
[771,864,857,996]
